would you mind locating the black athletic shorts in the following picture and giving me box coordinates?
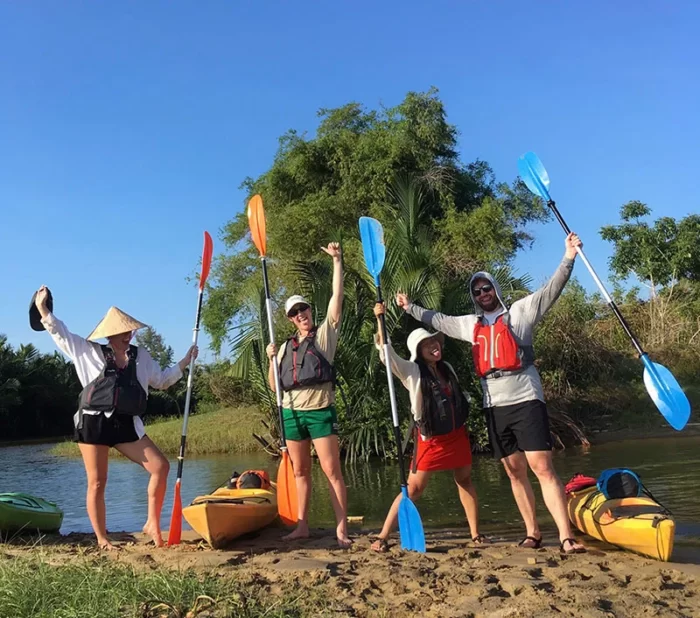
[74,413,143,447]
[485,399,552,460]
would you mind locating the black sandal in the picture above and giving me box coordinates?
[560,538,586,554]
[471,534,492,545]
[517,535,543,549]
[370,537,390,553]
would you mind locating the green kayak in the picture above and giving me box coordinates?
[0,493,63,534]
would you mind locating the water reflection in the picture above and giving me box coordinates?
[0,436,698,544]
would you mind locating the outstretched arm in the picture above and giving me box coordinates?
[146,345,196,390]
[323,242,343,327]
[396,292,472,342]
[517,232,581,325]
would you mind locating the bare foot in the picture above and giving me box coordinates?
[142,522,165,547]
[282,523,310,542]
[336,522,353,548]
[98,540,120,551]
[370,537,389,553]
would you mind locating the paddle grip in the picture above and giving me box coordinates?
[376,285,410,488]
[261,259,287,448]
[547,200,645,357]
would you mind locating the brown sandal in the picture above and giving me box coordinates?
[471,534,492,545]
[370,537,390,553]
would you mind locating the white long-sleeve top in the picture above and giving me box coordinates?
[376,336,469,439]
[42,312,183,429]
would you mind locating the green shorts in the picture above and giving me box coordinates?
[282,406,338,441]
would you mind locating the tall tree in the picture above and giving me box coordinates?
[600,201,700,293]
[203,88,547,352]
[135,327,174,369]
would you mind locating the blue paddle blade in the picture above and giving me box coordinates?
[397,486,426,553]
[641,355,691,431]
[518,152,552,202]
[359,216,386,285]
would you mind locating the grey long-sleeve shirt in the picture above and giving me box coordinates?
[407,257,574,408]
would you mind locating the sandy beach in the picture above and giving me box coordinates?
[4,525,699,618]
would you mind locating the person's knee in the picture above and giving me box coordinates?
[408,482,426,500]
[153,457,170,478]
[87,477,107,494]
[293,463,311,479]
[454,472,473,489]
[320,459,343,484]
[502,458,527,482]
[528,456,557,482]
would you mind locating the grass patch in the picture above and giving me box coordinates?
[0,554,331,618]
[50,406,266,458]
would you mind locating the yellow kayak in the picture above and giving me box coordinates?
[567,486,675,561]
[182,487,278,549]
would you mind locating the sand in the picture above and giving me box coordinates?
[4,526,699,617]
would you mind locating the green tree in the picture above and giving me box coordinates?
[202,88,548,353]
[135,327,174,369]
[600,201,700,292]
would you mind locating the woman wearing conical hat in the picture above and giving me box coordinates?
[33,286,197,550]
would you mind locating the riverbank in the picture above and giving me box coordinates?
[2,527,699,617]
[50,406,266,457]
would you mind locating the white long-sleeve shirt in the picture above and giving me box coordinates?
[42,312,183,431]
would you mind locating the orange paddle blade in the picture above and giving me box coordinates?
[247,194,267,257]
[166,480,183,546]
[199,231,213,290]
[276,450,298,525]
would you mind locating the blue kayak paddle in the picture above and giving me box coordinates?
[518,151,691,431]
[359,216,427,553]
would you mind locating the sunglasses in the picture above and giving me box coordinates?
[288,304,310,318]
[472,284,493,297]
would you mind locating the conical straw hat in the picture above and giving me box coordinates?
[87,306,148,341]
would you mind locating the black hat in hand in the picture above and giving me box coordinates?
[29,287,53,331]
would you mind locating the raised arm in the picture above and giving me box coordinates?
[322,242,343,327]
[515,232,581,325]
[396,292,472,342]
[35,285,95,361]
[373,303,420,384]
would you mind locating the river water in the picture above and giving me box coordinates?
[1,436,699,552]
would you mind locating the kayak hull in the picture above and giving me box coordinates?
[0,493,63,534]
[182,487,277,549]
[567,486,675,561]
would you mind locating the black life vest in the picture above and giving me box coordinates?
[279,329,335,392]
[417,362,469,438]
[77,345,147,428]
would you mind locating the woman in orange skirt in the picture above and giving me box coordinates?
[370,302,489,552]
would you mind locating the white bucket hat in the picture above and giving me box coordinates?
[407,328,445,362]
[284,295,310,316]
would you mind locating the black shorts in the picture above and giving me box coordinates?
[74,413,143,447]
[485,399,552,460]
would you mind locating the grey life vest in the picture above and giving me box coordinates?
[278,329,335,392]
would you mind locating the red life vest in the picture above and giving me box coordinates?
[472,314,527,379]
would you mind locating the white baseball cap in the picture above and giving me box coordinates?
[407,328,445,362]
[284,295,310,316]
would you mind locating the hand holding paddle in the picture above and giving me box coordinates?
[518,152,691,431]
[167,231,214,546]
[359,216,426,553]
[247,194,298,526]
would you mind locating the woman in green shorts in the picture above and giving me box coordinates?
[266,242,351,548]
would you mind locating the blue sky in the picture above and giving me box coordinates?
[2,1,698,361]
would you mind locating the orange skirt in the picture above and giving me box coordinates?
[411,426,472,472]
